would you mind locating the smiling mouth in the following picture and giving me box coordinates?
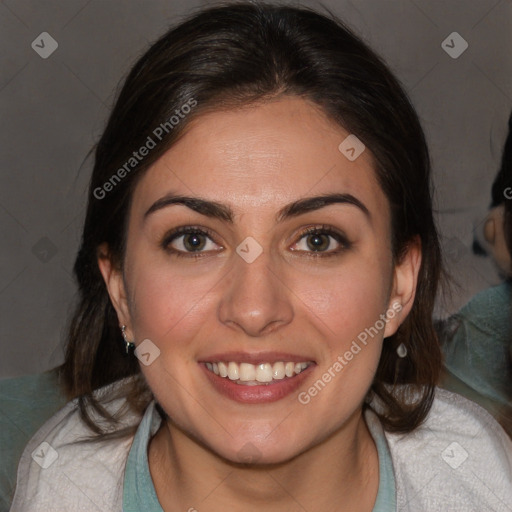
[204,361,313,385]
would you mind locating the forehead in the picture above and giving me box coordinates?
[131,96,388,220]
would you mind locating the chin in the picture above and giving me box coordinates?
[211,435,308,466]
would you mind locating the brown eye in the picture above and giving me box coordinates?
[162,227,221,257]
[181,233,207,251]
[290,226,351,256]
[306,233,331,251]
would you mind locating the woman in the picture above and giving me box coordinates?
[10,2,512,511]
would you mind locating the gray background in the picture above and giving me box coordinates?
[1,0,511,378]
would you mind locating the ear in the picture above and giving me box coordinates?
[483,205,512,276]
[383,237,422,338]
[97,243,133,338]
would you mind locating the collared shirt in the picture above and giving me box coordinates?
[122,401,396,511]
[9,385,512,511]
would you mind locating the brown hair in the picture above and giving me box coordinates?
[60,1,442,435]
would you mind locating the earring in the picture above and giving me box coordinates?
[396,342,407,358]
[121,325,135,354]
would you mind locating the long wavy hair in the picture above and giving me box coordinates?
[60,1,443,436]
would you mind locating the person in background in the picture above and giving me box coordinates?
[439,111,512,436]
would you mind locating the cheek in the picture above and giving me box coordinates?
[289,257,392,347]
[126,245,392,354]
[290,263,390,422]
[126,254,222,343]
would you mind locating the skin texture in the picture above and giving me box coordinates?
[99,96,421,511]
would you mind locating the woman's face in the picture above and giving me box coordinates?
[101,96,419,464]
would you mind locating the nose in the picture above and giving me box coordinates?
[217,249,294,337]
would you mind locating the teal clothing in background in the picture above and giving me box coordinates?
[441,282,512,405]
[0,369,67,511]
[122,402,397,511]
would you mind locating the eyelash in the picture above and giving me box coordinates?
[161,226,218,259]
[160,225,351,259]
[293,225,351,258]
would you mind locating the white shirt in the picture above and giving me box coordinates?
[9,383,512,511]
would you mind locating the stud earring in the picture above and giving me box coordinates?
[396,342,407,358]
[121,325,135,354]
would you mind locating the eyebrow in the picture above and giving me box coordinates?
[144,192,370,223]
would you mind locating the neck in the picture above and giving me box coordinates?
[148,408,379,512]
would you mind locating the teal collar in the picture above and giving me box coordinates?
[123,403,396,511]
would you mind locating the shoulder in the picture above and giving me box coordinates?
[0,370,67,510]
[9,378,144,512]
[384,387,512,512]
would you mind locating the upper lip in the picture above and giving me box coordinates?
[198,351,316,365]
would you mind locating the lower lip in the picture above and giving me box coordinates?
[200,364,314,404]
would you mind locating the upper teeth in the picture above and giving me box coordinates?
[205,361,310,383]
